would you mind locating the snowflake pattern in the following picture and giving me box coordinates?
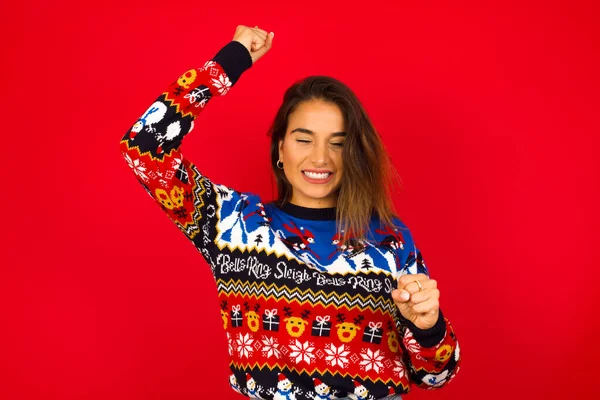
[403,330,428,361]
[288,340,315,365]
[393,358,406,379]
[261,336,281,359]
[360,348,385,373]
[324,343,350,368]
[211,73,232,95]
[403,329,422,354]
[123,154,149,183]
[236,333,254,359]
[201,61,216,71]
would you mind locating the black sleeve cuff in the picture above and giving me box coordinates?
[398,309,447,348]
[212,41,253,85]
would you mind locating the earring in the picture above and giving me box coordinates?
[276,160,284,169]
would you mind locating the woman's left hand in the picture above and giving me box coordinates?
[392,273,440,330]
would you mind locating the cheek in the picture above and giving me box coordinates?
[333,155,344,179]
[332,151,343,169]
[282,144,308,168]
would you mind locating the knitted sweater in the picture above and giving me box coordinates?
[120,41,461,400]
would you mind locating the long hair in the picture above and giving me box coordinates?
[268,75,400,246]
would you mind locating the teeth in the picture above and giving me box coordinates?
[304,171,330,179]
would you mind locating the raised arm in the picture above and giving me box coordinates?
[119,26,274,262]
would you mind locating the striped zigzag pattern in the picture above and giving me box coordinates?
[217,279,398,315]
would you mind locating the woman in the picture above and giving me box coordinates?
[120,25,460,400]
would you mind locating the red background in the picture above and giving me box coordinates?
[2,0,599,399]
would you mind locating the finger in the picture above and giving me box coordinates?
[391,288,410,303]
[250,26,267,42]
[251,39,265,52]
[408,289,431,306]
[264,31,274,48]
[251,32,267,50]
[252,31,267,43]
[403,279,430,296]
[400,276,436,295]
[412,296,440,314]
[398,273,429,290]
[252,32,274,60]
[409,288,439,305]
[253,26,269,38]
[404,281,421,295]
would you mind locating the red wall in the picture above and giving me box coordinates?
[2,0,599,399]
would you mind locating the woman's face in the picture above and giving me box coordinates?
[278,99,346,208]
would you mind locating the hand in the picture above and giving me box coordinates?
[392,273,440,330]
[233,25,274,64]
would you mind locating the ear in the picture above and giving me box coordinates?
[278,138,285,158]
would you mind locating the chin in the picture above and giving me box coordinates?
[299,189,338,204]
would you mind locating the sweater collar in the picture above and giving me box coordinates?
[276,202,337,221]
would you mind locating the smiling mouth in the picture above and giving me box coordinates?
[303,171,332,180]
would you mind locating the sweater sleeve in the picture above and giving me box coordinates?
[119,41,252,264]
[393,229,462,390]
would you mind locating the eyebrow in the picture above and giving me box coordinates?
[290,128,347,137]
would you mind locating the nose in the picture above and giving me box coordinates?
[310,141,329,166]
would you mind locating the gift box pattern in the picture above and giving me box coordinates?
[262,309,280,331]
[231,305,243,328]
[362,321,383,344]
[311,316,332,337]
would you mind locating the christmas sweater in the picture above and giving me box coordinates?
[119,41,461,400]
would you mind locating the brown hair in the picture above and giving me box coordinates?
[268,76,400,246]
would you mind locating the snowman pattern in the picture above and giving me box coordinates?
[129,100,184,154]
[129,101,167,138]
[246,373,266,399]
[347,380,374,400]
[311,378,336,400]
[229,373,242,395]
[273,373,297,400]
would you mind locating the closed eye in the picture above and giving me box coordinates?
[331,142,344,147]
[296,139,311,143]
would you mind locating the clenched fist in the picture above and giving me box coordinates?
[233,25,274,64]
[392,273,440,330]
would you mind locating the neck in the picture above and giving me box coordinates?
[289,192,337,208]
[276,202,337,221]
